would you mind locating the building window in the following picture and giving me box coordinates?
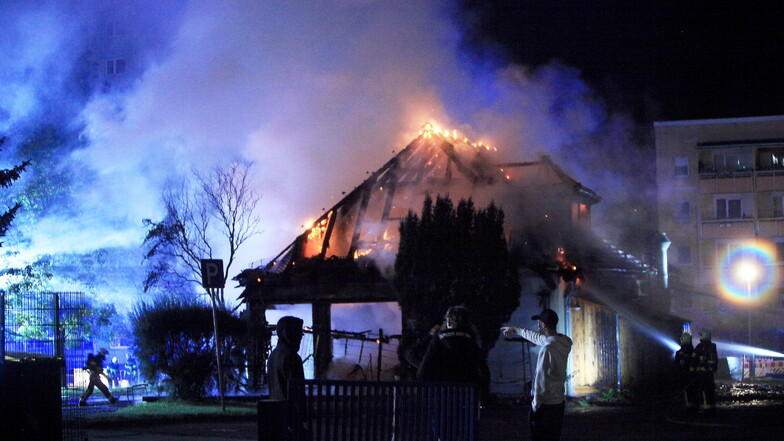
[674,156,689,177]
[757,148,784,171]
[698,151,752,174]
[713,153,750,173]
[106,59,126,76]
[773,195,784,218]
[716,198,742,219]
[779,290,784,310]
[714,153,739,172]
[677,245,692,265]
[776,240,784,262]
[716,242,743,263]
[675,201,690,222]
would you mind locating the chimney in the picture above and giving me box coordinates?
[652,232,671,289]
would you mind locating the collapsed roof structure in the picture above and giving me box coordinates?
[237,122,655,303]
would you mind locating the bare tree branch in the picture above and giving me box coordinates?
[143,160,261,307]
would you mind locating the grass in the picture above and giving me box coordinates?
[83,400,258,427]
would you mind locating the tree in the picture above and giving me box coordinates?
[143,160,260,308]
[0,137,30,245]
[395,194,520,374]
[130,297,246,401]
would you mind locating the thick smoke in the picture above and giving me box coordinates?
[0,1,650,315]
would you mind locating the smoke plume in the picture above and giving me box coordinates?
[0,1,651,314]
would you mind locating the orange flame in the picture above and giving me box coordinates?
[308,217,330,241]
[354,248,372,259]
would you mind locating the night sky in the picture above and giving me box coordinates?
[455,0,784,123]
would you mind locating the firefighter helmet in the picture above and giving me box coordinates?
[679,333,692,345]
[699,329,711,341]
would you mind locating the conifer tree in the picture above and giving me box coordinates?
[395,194,520,372]
[0,137,30,246]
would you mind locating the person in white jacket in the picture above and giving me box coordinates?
[501,308,572,441]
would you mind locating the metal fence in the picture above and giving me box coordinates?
[284,379,479,441]
[324,329,400,381]
[1,291,87,441]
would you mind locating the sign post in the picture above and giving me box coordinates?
[201,259,226,412]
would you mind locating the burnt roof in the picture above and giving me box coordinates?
[235,124,650,304]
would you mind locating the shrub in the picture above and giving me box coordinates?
[130,297,246,401]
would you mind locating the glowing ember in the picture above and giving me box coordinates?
[308,217,330,241]
[354,248,372,259]
[418,121,498,152]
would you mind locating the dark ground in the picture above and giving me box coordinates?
[84,381,784,440]
[86,400,784,441]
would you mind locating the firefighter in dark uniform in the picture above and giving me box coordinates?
[79,348,118,406]
[694,329,718,413]
[674,332,698,413]
[418,306,488,441]
[417,305,488,394]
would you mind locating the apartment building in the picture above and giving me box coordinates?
[655,115,784,351]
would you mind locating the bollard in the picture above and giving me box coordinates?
[258,399,288,441]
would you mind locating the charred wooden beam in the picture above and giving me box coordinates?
[440,141,483,184]
[312,302,332,379]
[319,210,337,257]
[347,176,376,259]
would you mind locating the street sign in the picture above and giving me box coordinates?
[201,259,225,288]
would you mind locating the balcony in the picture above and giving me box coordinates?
[698,173,753,193]
[756,171,784,191]
[759,218,784,237]
[699,219,754,239]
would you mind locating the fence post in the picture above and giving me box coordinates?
[258,400,288,441]
[377,328,384,381]
[1,291,5,363]
[54,293,64,359]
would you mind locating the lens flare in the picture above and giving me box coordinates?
[717,241,777,305]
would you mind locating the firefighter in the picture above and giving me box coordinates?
[419,306,489,441]
[79,348,118,406]
[417,306,488,395]
[674,332,698,413]
[694,329,718,414]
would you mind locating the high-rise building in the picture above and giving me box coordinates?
[656,115,784,351]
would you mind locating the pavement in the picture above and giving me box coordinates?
[85,400,784,441]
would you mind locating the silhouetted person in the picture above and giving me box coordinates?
[502,309,572,441]
[80,348,118,406]
[268,316,305,400]
[694,329,718,414]
[674,332,698,413]
[267,316,306,437]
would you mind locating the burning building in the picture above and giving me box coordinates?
[237,122,683,397]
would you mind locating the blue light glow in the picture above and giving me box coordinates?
[715,340,784,358]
